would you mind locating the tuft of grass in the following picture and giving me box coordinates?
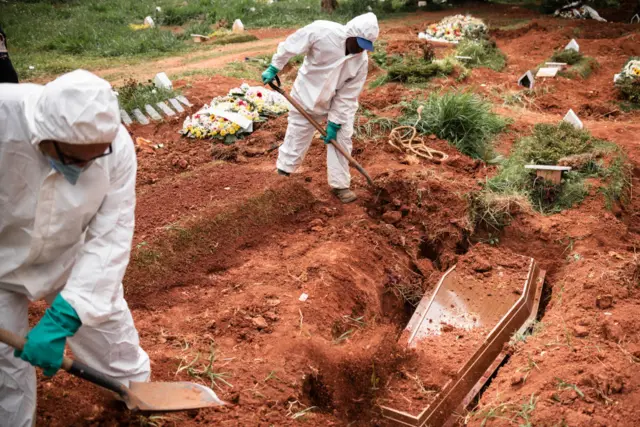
[176,345,233,391]
[385,56,456,84]
[456,39,507,71]
[400,92,509,160]
[550,49,583,65]
[115,79,178,113]
[557,56,599,79]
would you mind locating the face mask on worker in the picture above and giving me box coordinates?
[47,156,88,185]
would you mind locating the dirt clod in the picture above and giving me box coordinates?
[596,294,613,309]
[573,325,590,338]
[252,316,268,330]
[382,211,403,225]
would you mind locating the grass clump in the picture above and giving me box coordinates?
[400,92,509,160]
[116,79,178,112]
[615,57,640,105]
[550,49,583,65]
[456,39,507,71]
[386,57,456,84]
[469,122,631,229]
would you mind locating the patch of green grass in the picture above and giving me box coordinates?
[469,122,631,228]
[1,0,403,79]
[385,56,456,84]
[400,91,509,160]
[557,57,599,79]
[550,49,583,66]
[218,60,263,81]
[616,75,640,105]
[115,79,178,113]
[456,39,507,71]
[132,242,162,266]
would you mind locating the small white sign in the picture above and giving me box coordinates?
[299,293,309,302]
[120,109,133,126]
[156,101,176,117]
[169,98,185,113]
[153,72,172,90]
[132,109,149,125]
[563,109,583,130]
[418,0,427,6]
[614,73,621,83]
[144,16,155,28]
[565,39,579,52]
[145,104,163,121]
[536,67,559,78]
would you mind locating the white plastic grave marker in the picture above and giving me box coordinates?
[145,104,163,121]
[563,109,583,130]
[565,39,579,52]
[169,98,185,113]
[176,95,193,107]
[156,101,176,117]
[518,70,535,89]
[153,72,172,90]
[132,109,150,125]
[536,67,559,78]
[120,109,133,126]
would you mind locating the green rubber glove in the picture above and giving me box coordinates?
[324,121,342,144]
[261,64,279,84]
[15,294,81,377]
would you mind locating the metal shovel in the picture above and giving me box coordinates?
[267,76,375,187]
[0,328,225,411]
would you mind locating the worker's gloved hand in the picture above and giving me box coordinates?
[323,121,342,144]
[15,294,82,377]
[261,65,279,85]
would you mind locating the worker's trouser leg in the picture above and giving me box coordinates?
[0,289,36,427]
[277,107,354,190]
[63,285,151,385]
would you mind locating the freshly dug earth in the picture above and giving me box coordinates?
[31,4,640,427]
[381,244,531,415]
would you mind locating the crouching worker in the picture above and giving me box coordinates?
[262,13,379,203]
[0,70,150,426]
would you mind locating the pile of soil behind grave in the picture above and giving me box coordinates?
[381,244,530,415]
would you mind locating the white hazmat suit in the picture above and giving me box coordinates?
[0,70,150,426]
[273,13,379,189]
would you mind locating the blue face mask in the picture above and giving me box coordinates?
[48,157,85,185]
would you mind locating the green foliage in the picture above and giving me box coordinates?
[550,49,583,65]
[400,92,509,160]
[470,122,630,228]
[456,39,507,71]
[386,57,455,84]
[116,79,178,113]
[616,76,640,104]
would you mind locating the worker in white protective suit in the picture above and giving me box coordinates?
[0,70,150,426]
[262,13,379,203]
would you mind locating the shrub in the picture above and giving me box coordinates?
[616,77,640,104]
[400,92,509,160]
[116,79,178,112]
[456,39,506,71]
[550,49,583,65]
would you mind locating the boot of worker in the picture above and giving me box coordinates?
[332,188,357,203]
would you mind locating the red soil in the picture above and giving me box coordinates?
[31,5,640,427]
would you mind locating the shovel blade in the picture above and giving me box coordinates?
[126,381,225,411]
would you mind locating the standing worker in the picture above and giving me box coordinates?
[0,24,19,83]
[0,70,150,426]
[262,13,379,203]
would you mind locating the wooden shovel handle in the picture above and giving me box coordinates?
[0,328,129,399]
[267,78,375,187]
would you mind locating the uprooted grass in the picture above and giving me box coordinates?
[455,39,507,71]
[399,92,509,161]
[468,122,631,230]
[385,57,457,84]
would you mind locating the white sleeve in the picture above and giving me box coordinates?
[271,25,314,71]
[328,58,368,126]
[61,127,136,327]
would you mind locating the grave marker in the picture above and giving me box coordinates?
[120,109,133,126]
[156,101,176,117]
[153,72,172,90]
[518,70,535,89]
[176,95,193,107]
[132,109,150,125]
[563,109,583,130]
[169,98,185,113]
[145,104,163,121]
[536,67,559,78]
[545,62,567,68]
[525,165,572,185]
[565,39,579,52]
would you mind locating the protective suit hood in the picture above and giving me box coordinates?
[344,12,379,43]
[27,69,120,146]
